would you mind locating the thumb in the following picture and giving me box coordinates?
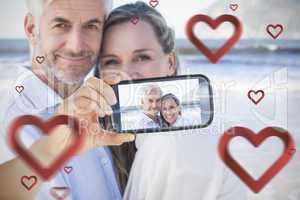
[94,132,135,146]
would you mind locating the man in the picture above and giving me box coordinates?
[136,85,163,129]
[0,0,134,199]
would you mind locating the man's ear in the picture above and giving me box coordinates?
[167,51,177,76]
[24,13,38,47]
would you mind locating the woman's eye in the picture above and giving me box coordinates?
[103,59,119,66]
[135,54,151,62]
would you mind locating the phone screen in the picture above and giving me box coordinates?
[109,74,213,134]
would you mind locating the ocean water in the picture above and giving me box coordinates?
[0,39,299,199]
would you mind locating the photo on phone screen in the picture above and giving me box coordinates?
[109,74,213,134]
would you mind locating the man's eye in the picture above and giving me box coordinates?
[54,23,70,29]
[86,24,100,31]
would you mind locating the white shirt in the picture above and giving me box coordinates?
[123,121,247,199]
[136,113,161,129]
[171,115,195,127]
[0,65,122,200]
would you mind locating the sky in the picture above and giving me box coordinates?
[0,0,299,39]
[0,0,218,39]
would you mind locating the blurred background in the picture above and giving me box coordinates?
[0,0,299,199]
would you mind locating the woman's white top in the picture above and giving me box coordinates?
[123,129,247,200]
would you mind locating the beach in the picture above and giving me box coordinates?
[0,38,299,199]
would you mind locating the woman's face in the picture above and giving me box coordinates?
[161,98,180,125]
[99,20,176,82]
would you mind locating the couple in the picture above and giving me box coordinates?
[138,85,191,129]
[0,0,247,199]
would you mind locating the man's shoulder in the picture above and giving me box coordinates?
[0,65,37,128]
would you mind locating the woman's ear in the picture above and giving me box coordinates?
[167,51,177,76]
[24,13,38,47]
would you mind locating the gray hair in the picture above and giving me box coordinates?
[25,0,113,26]
[103,1,180,74]
[140,84,163,102]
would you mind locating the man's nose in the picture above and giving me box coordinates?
[65,29,86,54]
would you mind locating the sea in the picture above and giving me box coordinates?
[0,38,299,200]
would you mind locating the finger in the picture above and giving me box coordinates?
[94,133,135,146]
[85,77,117,105]
[100,69,122,85]
[75,87,112,116]
[76,96,112,118]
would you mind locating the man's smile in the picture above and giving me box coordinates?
[56,54,90,65]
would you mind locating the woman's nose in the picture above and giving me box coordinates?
[119,64,144,81]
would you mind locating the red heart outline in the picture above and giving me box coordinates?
[63,166,73,174]
[15,85,24,94]
[8,115,84,180]
[218,126,296,193]
[131,16,139,25]
[266,24,283,40]
[20,175,38,191]
[50,186,71,200]
[186,14,242,63]
[247,90,265,105]
[35,56,45,64]
[149,0,159,8]
[230,4,239,11]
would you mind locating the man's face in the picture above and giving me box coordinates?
[31,0,106,84]
[141,89,162,117]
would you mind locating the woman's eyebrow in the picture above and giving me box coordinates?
[101,54,117,59]
[133,49,153,53]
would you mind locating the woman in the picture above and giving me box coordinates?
[160,93,192,127]
[96,1,246,200]
[160,93,194,128]
[95,0,178,193]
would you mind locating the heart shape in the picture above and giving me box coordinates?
[149,0,159,8]
[15,85,24,94]
[266,24,283,40]
[50,187,70,200]
[63,166,73,174]
[248,90,265,105]
[186,14,242,63]
[218,126,296,193]
[35,56,45,64]
[8,115,84,180]
[229,4,238,11]
[20,175,38,191]
[131,16,139,25]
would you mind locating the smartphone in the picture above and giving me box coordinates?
[102,74,214,134]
